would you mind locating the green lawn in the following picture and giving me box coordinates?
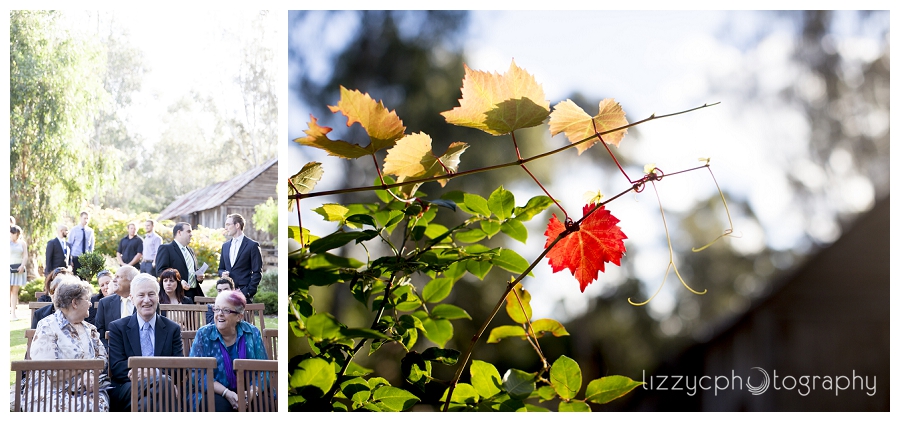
[9,304,277,386]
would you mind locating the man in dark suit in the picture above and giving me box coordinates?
[217,214,263,303]
[44,224,70,276]
[108,273,183,412]
[95,265,139,350]
[156,222,206,300]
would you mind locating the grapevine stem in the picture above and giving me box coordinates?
[512,132,568,220]
[291,103,720,201]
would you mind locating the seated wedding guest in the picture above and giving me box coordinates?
[107,273,183,411]
[95,265,139,350]
[190,290,267,412]
[31,268,71,329]
[86,269,112,326]
[158,268,194,305]
[27,275,111,411]
[205,277,235,325]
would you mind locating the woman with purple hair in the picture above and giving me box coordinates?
[189,289,267,411]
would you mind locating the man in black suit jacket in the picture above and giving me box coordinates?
[156,222,206,300]
[44,224,70,276]
[95,265,138,350]
[217,214,263,302]
[107,273,183,411]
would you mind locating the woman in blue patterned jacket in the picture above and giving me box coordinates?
[189,289,267,411]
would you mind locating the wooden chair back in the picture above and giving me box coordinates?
[35,291,45,300]
[262,329,277,360]
[193,296,216,304]
[28,302,52,324]
[12,358,105,412]
[234,359,278,412]
[243,303,266,331]
[158,304,209,331]
[180,330,197,356]
[24,329,35,360]
[128,356,217,412]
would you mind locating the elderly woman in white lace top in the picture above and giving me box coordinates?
[27,275,111,411]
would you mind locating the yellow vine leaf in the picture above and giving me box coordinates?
[382,132,469,198]
[288,161,325,211]
[441,59,550,136]
[549,98,629,154]
[328,86,406,152]
[293,115,370,159]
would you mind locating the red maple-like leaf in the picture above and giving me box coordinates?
[544,204,627,292]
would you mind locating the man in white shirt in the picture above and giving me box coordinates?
[155,222,206,300]
[95,265,139,349]
[67,211,95,274]
[140,219,162,274]
[217,214,262,303]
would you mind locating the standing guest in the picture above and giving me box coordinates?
[107,274,183,411]
[10,225,28,321]
[190,290,267,411]
[116,222,143,270]
[156,222,205,301]
[68,211,95,275]
[44,224,70,276]
[95,265,139,350]
[158,268,194,305]
[32,267,72,329]
[86,269,113,326]
[27,275,111,411]
[140,219,162,274]
[217,214,263,303]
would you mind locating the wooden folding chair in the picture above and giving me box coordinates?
[180,330,197,356]
[24,329,35,360]
[233,359,277,412]
[242,303,266,331]
[158,304,209,331]
[262,329,277,360]
[12,359,105,412]
[28,302,52,324]
[128,356,217,412]
[35,291,45,301]
[193,296,216,304]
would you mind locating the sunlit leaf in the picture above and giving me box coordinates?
[488,186,516,220]
[294,115,370,159]
[504,282,532,324]
[305,313,343,342]
[500,219,528,244]
[513,195,554,222]
[549,98,628,154]
[550,355,582,400]
[328,86,406,152]
[502,368,536,400]
[372,386,419,411]
[383,132,469,197]
[420,316,453,348]
[559,401,591,412]
[584,375,644,404]
[487,325,527,343]
[492,248,530,275]
[544,204,627,292]
[470,360,502,398]
[290,357,335,397]
[431,303,471,320]
[442,60,550,135]
[441,383,480,404]
[422,277,455,303]
[312,203,349,222]
[288,162,325,212]
[531,318,570,338]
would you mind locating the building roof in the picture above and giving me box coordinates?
[157,157,277,221]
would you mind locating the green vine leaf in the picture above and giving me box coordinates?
[504,283,532,324]
[530,318,570,338]
[491,248,530,275]
[536,385,557,402]
[372,386,420,411]
[441,59,550,136]
[558,401,591,412]
[304,313,343,342]
[422,277,456,303]
[421,346,461,365]
[584,375,644,404]
[500,219,528,243]
[487,186,516,220]
[502,368,536,400]
[470,360,502,398]
[487,325,527,343]
[419,316,453,348]
[338,377,371,405]
[441,382,480,404]
[513,195,554,222]
[290,357,335,398]
[431,303,472,320]
[550,355,582,400]
[288,161,325,204]
[312,203,349,223]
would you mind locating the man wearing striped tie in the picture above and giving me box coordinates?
[155,222,206,301]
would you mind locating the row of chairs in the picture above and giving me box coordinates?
[28,301,268,332]
[24,328,278,360]
[12,357,277,412]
